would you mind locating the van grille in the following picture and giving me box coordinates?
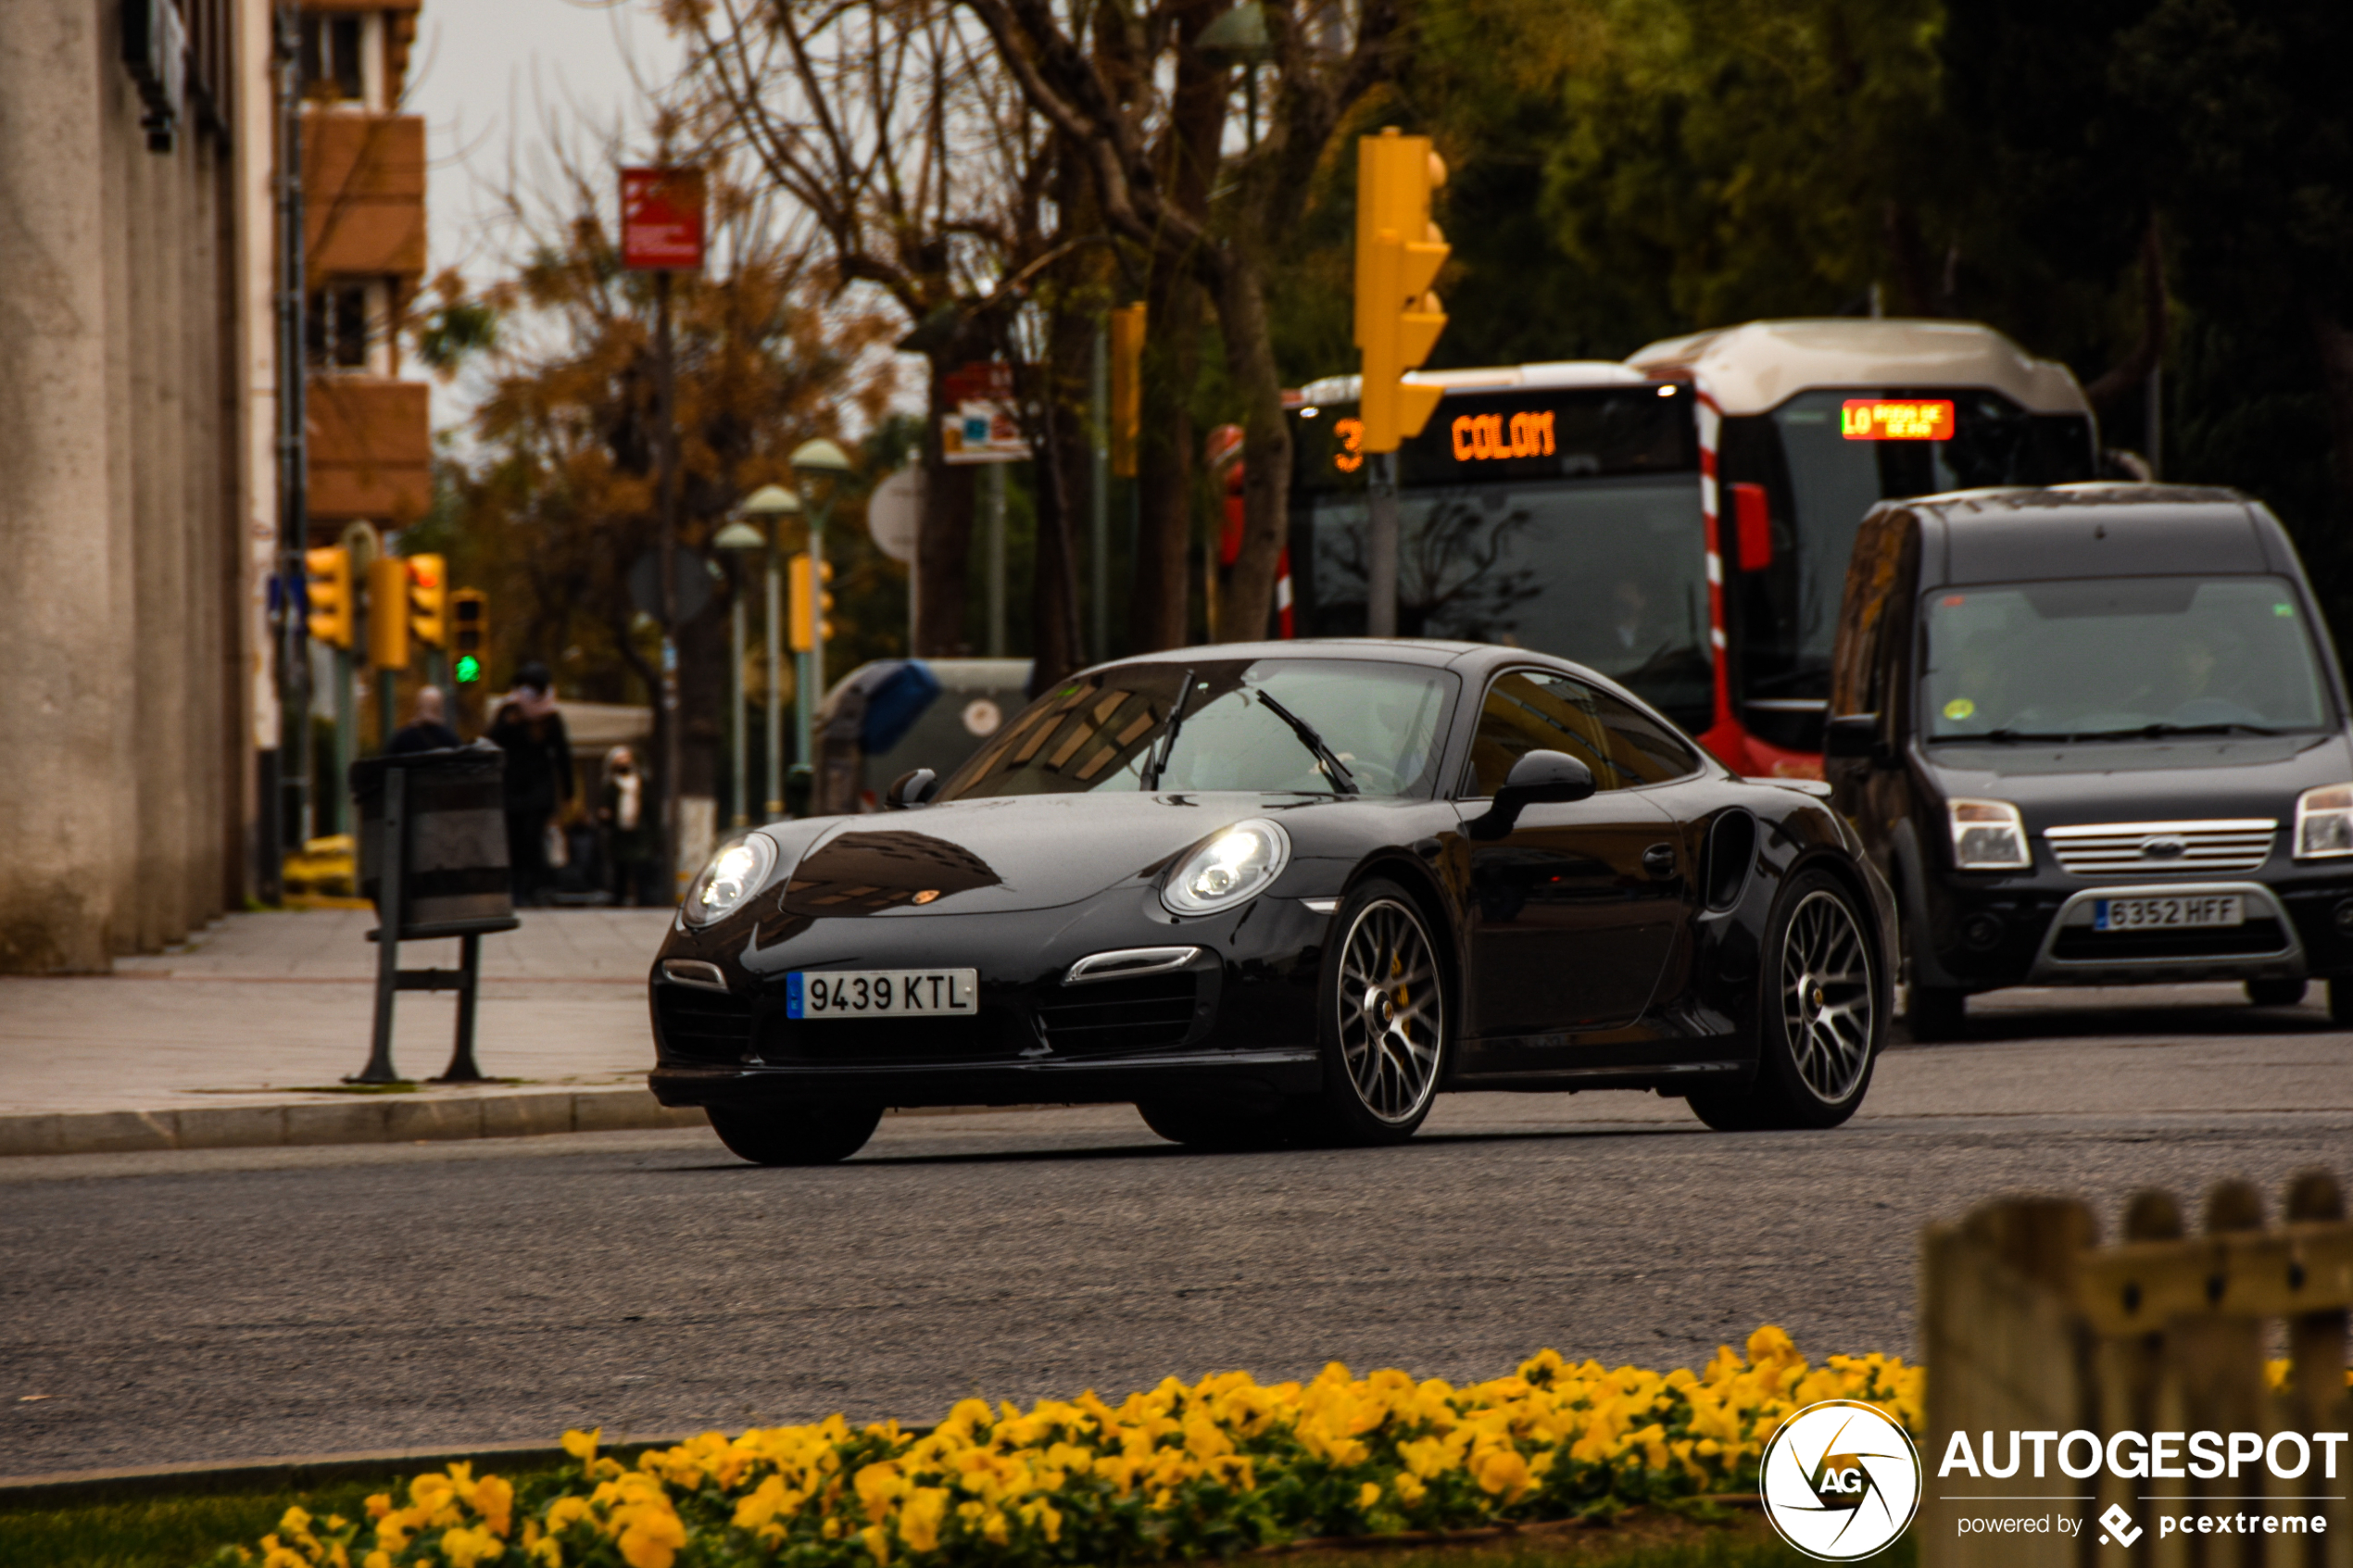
[2044,820,2275,875]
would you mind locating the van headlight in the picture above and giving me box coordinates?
[1949,799,2032,870]
[684,834,777,924]
[2294,784,2353,859]
[1162,820,1290,916]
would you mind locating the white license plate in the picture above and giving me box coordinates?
[2094,896,2244,932]
[786,968,977,1018]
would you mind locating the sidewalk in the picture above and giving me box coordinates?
[0,909,700,1156]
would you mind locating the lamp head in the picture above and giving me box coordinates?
[738,483,800,518]
[712,521,768,553]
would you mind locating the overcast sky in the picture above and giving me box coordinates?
[404,0,683,433]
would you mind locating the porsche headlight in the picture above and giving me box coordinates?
[1949,799,2031,871]
[1162,819,1291,917]
[2295,784,2353,859]
[683,834,777,925]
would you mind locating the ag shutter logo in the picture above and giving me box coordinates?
[1760,1399,1922,1561]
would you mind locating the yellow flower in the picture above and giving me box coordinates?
[1357,1482,1382,1511]
[860,1522,891,1564]
[1474,1447,1531,1499]
[560,1428,600,1474]
[615,1507,686,1568]
[900,1486,950,1552]
[438,1524,504,1568]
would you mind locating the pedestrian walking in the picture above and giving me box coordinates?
[599,746,660,906]
[486,661,574,907]
[386,685,461,755]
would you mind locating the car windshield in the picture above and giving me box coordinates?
[1921,576,2334,742]
[936,659,1454,800]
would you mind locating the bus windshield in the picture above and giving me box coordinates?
[1289,384,1710,733]
[1722,387,2096,747]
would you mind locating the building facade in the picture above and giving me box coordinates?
[0,0,428,972]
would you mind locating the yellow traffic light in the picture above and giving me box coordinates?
[788,553,834,651]
[305,546,354,648]
[450,589,487,684]
[1110,303,1146,480]
[407,554,448,647]
[1353,128,1450,453]
[367,556,411,671]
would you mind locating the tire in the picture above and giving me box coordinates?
[2331,980,2353,1026]
[1136,1098,1301,1151]
[1302,879,1452,1146]
[2246,978,2308,1008]
[706,1101,883,1165]
[1907,984,1969,1042]
[1691,870,1882,1132]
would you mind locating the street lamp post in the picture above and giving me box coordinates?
[736,484,799,822]
[712,518,768,830]
[788,440,852,795]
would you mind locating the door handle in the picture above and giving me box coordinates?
[1642,843,1678,879]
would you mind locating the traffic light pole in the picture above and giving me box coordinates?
[1365,453,1399,637]
[654,270,682,890]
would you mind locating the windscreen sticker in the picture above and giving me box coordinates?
[1944,697,1976,721]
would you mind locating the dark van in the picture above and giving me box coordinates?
[1823,484,2353,1035]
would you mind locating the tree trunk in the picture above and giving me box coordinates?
[914,358,978,657]
[1127,262,1200,651]
[1213,243,1292,645]
[1026,304,1092,685]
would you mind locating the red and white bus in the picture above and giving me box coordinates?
[1285,319,2099,775]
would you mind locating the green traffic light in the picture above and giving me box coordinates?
[455,654,482,684]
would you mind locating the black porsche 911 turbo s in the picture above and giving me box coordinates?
[648,640,1897,1163]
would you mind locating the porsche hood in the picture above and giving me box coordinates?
[772,796,1264,917]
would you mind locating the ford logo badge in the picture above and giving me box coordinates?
[2139,835,2187,859]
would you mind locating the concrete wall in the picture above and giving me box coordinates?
[0,0,256,972]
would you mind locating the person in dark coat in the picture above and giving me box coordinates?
[386,686,461,755]
[486,661,573,906]
[598,746,660,906]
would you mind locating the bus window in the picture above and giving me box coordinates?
[1723,388,2095,750]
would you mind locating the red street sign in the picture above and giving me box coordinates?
[620,167,706,271]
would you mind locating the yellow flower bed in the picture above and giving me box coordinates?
[218,1328,1922,1568]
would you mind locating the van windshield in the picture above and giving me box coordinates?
[1921,576,2334,742]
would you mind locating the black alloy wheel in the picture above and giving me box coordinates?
[1691,870,1881,1132]
[1311,878,1451,1144]
[706,1101,884,1165]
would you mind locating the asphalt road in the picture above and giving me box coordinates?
[4,984,2348,1479]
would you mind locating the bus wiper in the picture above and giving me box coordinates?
[1964,728,2083,744]
[1252,690,1360,795]
[1142,668,1194,790]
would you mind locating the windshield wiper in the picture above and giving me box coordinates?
[1252,690,1360,795]
[1141,668,1194,790]
[1965,721,2287,745]
[2073,721,2286,740]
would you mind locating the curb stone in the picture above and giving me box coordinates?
[0,1436,697,1508]
[0,1087,707,1160]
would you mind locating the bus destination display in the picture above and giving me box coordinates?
[1841,399,1955,441]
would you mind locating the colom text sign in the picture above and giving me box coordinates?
[1452,408,1557,462]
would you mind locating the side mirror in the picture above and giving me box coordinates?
[1732,483,1773,571]
[1467,749,1595,840]
[885,768,939,809]
[1823,714,1888,764]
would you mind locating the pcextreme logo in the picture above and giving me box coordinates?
[1760,1399,1923,1561]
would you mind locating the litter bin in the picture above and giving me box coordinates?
[346,743,522,1083]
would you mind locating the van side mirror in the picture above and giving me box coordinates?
[1467,749,1595,840]
[885,768,939,809]
[1823,714,1889,765]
